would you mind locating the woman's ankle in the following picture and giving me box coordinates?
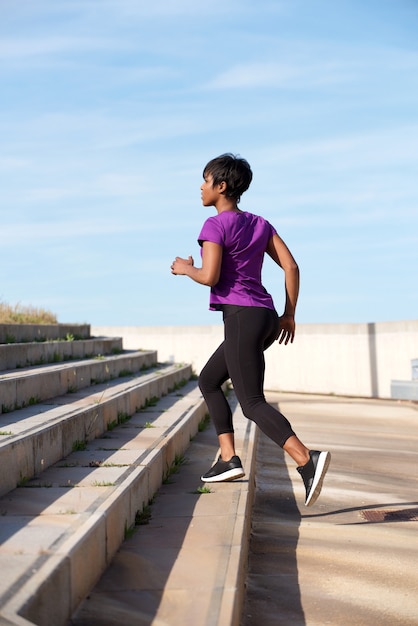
[219,433,236,461]
[283,435,310,466]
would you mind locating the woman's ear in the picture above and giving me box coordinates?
[218,180,227,194]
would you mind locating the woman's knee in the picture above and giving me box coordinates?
[198,369,219,395]
[239,397,266,421]
[198,371,208,394]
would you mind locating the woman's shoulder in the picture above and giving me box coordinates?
[216,210,261,221]
[203,211,275,231]
[239,211,275,228]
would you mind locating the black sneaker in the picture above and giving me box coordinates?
[201,455,245,483]
[297,450,331,506]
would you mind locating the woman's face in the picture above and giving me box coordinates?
[200,173,223,207]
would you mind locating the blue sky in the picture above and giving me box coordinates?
[1,0,417,327]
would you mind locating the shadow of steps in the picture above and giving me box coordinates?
[0,380,207,626]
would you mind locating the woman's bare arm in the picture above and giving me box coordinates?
[266,233,300,343]
[171,241,222,287]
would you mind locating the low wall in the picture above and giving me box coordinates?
[92,320,418,400]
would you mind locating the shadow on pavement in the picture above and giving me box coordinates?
[241,430,305,626]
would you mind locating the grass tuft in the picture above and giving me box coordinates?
[0,301,58,324]
[163,454,186,484]
[72,440,87,452]
[198,413,211,432]
[194,486,212,494]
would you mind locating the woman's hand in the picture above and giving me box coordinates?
[170,242,222,286]
[277,313,295,345]
[171,255,194,275]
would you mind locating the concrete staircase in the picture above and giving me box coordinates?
[0,324,207,626]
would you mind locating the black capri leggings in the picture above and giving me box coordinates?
[198,305,296,448]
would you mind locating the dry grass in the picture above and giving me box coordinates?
[0,301,58,324]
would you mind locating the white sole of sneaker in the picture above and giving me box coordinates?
[305,451,331,506]
[200,468,245,483]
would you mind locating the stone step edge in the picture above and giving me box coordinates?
[0,386,208,626]
[0,336,124,371]
[0,324,90,345]
[0,363,193,498]
[0,349,158,414]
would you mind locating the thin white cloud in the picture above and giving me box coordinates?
[1,219,157,245]
[1,108,204,153]
[16,173,152,203]
[204,60,351,90]
[205,63,295,89]
[0,0,255,27]
[203,44,418,91]
[79,0,269,19]
[0,36,133,60]
[255,124,418,168]
[0,156,28,170]
[1,208,193,245]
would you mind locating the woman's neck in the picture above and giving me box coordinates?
[215,196,240,214]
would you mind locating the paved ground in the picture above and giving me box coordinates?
[242,393,418,626]
[71,392,418,626]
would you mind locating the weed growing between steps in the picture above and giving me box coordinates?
[1,395,39,414]
[72,440,87,452]
[107,411,131,431]
[124,499,154,539]
[169,378,188,393]
[118,369,133,377]
[91,481,116,487]
[142,396,159,408]
[194,486,212,494]
[198,413,211,432]
[189,413,211,443]
[163,454,186,484]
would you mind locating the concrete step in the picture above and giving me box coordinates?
[0,336,123,371]
[0,349,158,414]
[0,363,192,498]
[0,379,207,626]
[0,324,90,345]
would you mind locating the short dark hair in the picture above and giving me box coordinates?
[203,153,253,203]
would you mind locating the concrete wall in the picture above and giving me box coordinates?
[92,320,418,400]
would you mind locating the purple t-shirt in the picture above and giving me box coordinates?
[198,211,277,311]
